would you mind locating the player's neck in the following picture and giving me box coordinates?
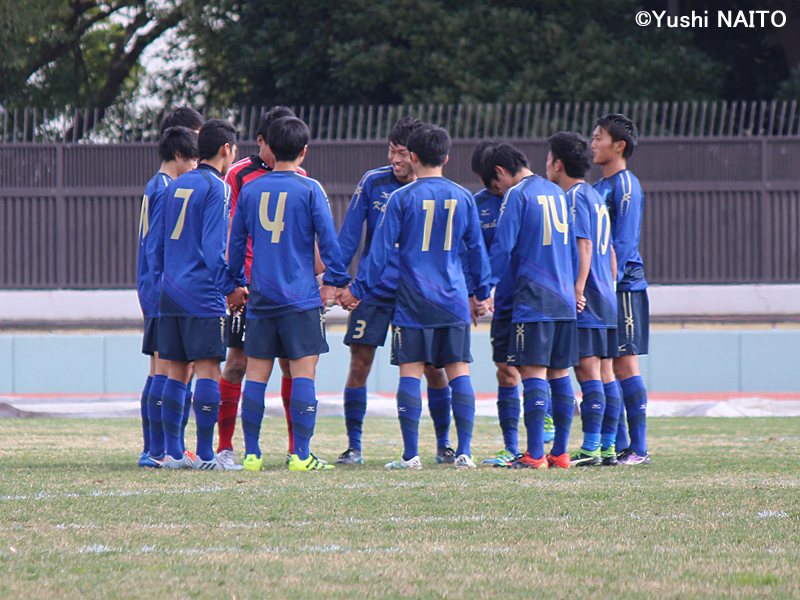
[396,172,416,185]
[556,176,585,193]
[512,167,535,185]
[600,157,627,179]
[200,158,224,174]
[413,164,443,179]
[273,159,302,172]
[159,161,180,180]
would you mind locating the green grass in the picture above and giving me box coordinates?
[0,416,799,599]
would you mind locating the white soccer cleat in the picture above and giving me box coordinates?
[216,448,239,469]
[193,454,244,471]
[454,454,476,469]
[161,453,194,470]
[384,455,422,470]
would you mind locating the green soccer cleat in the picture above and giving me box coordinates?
[242,454,264,472]
[601,446,618,467]
[570,448,602,467]
[481,449,515,467]
[543,415,555,444]
[288,453,334,471]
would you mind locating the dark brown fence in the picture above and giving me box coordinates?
[1,137,799,288]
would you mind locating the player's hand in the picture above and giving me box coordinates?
[576,294,586,313]
[337,286,360,311]
[478,296,494,316]
[320,284,337,309]
[469,296,480,326]
[226,286,248,312]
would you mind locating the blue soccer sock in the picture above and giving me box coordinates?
[140,376,153,453]
[343,386,367,451]
[180,384,193,453]
[549,376,575,457]
[147,374,168,457]
[601,380,622,452]
[192,379,220,461]
[427,385,452,450]
[449,376,475,458]
[290,377,318,461]
[397,377,422,461]
[615,380,630,452]
[578,380,605,453]
[497,385,521,455]
[621,375,648,456]
[522,377,549,460]
[241,380,267,458]
[161,378,187,459]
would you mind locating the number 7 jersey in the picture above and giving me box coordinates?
[488,174,577,323]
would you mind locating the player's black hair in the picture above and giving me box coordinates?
[256,106,296,142]
[596,113,638,159]
[547,132,591,179]
[197,119,237,161]
[158,126,199,162]
[159,107,204,134]
[475,143,530,188]
[267,116,309,162]
[388,117,426,148]
[406,125,450,168]
[471,140,501,178]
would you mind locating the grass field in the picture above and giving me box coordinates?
[0,416,799,599]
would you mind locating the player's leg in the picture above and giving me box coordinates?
[384,360,426,470]
[614,290,650,465]
[337,342,376,463]
[277,358,293,458]
[600,357,621,466]
[424,366,453,462]
[443,360,476,469]
[481,317,520,466]
[546,367,573,468]
[572,354,604,467]
[218,348,246,453]
[180,363,195,453]
[240,356,274,471]
[139,355,155,462]
[162,359,192,462]
[139,317,164,467]
[190,358,223,463]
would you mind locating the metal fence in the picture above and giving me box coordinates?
[3,101,800,143]
[0,137,799,288]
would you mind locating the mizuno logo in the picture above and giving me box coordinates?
[202,406,212,412]
[307,406,315,412]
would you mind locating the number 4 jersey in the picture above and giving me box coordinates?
[350,176,491,329]
[160,164,247,318]
[488,174,577,323]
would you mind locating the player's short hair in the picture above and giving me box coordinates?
[388,117,426,148]
[475,143,530,188]
[547,132,591,179]
[158,126,199,162]
[471,140,501,179]
[406,125,450,168]
[596,113,638,159]
[268,116,309,162]
[256,106,296,142]
[197,119,237,161]
[159,107,204,134]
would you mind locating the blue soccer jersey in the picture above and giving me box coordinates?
[592,169,647,291]
[229,171,350,318]
[489,175,576,323]
[569,182,617,329]
[137,171,171,318]
[160,164,246,318]
[350,177,491,329]
[337,166,402,307]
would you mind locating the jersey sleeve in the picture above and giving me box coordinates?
[349,188,402,299]
[313,183,351,288]
[462,199,491,301]
[337,173,371,268]
[488,188,524,289]
[609,173,644,279]
[202,182,241,296]
[458,240,475,295]
[572,186,592,241]
[225,168,241,218]
[145,178,168,284]
[228,186,249,286]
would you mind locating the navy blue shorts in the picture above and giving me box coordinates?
[142,317,158,356]
[490,317,513,364]
[390,325,472,368]
[506,320,579,369]
[617,290,649,356]
[578,327,619,359]
[158,316,227,362]
[244,308,328,360]
[226,305,246,349]
[344,302,394,347]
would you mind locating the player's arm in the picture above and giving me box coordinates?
[314,243,325,275]
[488,188,523,290]
[228,189,249,287]
[348,189,402,301]
[610,244,618,283]
[609,175,643,283]
[144,182,167,282]
[573,189,592,312]
[462,200,492,303]
[337,173,370,269]
[202,184,246,302]
[311,185,350,296]
[224,170,240,260]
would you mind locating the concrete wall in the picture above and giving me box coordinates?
[0,329,798,394]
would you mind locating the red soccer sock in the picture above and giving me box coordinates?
[217,376,242,453]
[281,376,294,453]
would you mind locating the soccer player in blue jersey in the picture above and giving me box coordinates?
[136,126,198,468]
[334,118,452,466]
[545,132,622,467]
[465,141,522,468]
[158,119,249,470]
[482,143,580,470]
[229,116,350,471]
[591,114,651,466]
[339,125,492,470]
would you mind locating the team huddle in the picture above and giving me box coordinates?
[135,106,651,472]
